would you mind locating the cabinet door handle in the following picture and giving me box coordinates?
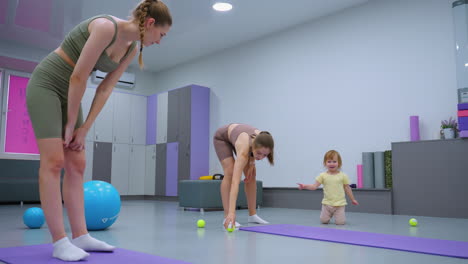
[114,136,116,142]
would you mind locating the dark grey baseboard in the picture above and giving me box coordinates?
[141,195,179,202]
[263,188,393,215]
[0,195,180,205]
[3,190,393,216]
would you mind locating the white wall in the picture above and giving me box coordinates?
[143,0,458,187]
[125,65,159,96]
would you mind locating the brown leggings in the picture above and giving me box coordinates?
[213,125,235,161]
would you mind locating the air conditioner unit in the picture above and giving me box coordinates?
[91,70,136,89]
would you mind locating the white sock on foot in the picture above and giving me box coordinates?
[72,233,115,252]
[223,218,241,228]
[53,237,89,261]
[248,214,269,224]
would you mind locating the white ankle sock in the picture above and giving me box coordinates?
[71,233,115,252]
[248,214,269,224]
[223,218,241,228]
[53,237,89,261]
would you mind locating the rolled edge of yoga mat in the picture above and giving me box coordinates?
[459,117,468,130]
[362,152,375,188]
[357,164,363,188]
[373,151,385,189]
[410,116,420,141]
[460,130,468,138]
[458,110,468,117]
[458,103,468,110]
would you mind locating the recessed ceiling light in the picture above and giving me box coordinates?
[213,2,233,12]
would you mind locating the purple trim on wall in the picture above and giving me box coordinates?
[190,85,210,180]
[146,94,157,145]
[15,0,52,32]
[0,56,38,73]
[166,142,178,196]
[146,84,202,97]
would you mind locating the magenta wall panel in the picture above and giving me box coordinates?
[5,75,39,154]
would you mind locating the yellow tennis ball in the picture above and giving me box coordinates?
[197,219,205,228]
[409,218,418,227]
[227,227,234,232]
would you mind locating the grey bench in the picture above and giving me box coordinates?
[178,180,263,212]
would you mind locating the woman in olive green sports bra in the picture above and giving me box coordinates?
[25,0,171,261]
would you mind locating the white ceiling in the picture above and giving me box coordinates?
[82,0,370,72]
[1,0,370,72]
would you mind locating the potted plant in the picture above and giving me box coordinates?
[441,117,458,139]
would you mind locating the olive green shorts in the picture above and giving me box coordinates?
[26,52,83,139]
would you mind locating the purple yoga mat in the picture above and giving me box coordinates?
[460,130,468,138]
[458,103,468,110]
[0,244,192,264]
[410,116,420,141]
[458,117,468,131]
[240,224,468,259]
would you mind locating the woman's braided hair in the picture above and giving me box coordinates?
[132,0,172,69]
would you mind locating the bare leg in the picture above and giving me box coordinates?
[220,157,235,217]
[37,138,67,242]
[62,148,87,239]
[245,176,269,224]
[244,176,257,216]
[37,139,89,261]
[63,148,115,252]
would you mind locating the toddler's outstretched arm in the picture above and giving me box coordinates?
[297,181,321,190]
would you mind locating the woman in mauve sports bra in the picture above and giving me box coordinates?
[213,123,275,229]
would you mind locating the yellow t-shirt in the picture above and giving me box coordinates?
[316,171,350,206]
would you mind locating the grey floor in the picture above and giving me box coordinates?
[1,200,468,264]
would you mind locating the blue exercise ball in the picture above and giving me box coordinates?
[23,207,45,229]
[83,180,121,230]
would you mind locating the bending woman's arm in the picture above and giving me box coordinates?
[81,48,137,135]
[224,133,250,228]
[71,48,137,152]
[65,19,116,147]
